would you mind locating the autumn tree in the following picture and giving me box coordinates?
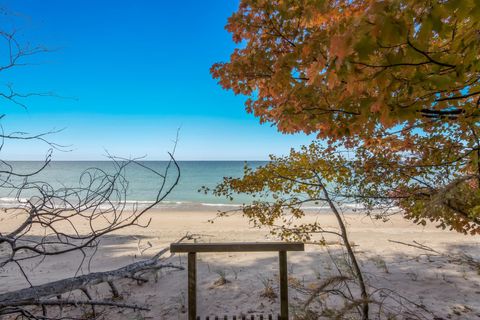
[208,144,371,318]
[211,0,480,234]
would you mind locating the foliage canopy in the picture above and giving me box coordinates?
[212,0,480,137]
[212,0,480,234]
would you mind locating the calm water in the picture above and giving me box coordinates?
[0,161,267,207]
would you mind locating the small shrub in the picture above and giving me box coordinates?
[212,269,230,287]
[259,276,277,301]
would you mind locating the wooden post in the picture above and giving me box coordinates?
[279,251,288,320]
[188,252,197,320]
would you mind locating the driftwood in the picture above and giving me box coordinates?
[388,239,480,270]
[2,299,151,310]
[0,247,182,308]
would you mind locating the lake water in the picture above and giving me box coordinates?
[0,161,268,208]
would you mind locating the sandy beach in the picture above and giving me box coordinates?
[1,207,479,319]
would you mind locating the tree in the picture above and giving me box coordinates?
[211,0,480,234]
[207,145,371,319]
[0,18,181,319]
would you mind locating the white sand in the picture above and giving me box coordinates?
[1,207,479,319]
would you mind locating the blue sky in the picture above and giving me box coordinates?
[0,0,313,160]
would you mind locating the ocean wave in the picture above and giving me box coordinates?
[0,197,28,203]
[0,196,389,212]
[200,203,242,207]
[0,197,29,208]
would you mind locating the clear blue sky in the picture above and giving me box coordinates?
[1,0,313,160]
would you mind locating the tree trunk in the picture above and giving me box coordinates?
[320,183,369,320]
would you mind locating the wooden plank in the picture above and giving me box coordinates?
[188,252,197,320]
[170,242,304,253]
[279,251,288,320]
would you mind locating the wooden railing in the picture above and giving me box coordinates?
[170,242,305,320]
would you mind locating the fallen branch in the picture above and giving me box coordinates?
[388,239,480,271]
[0,247,181,307]
[3,299,150,311]
[303,275,351,308]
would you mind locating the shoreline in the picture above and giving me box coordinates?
[0,198,377,213]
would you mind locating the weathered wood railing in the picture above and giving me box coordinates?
[196,315,279,319]
[170,242,305,320]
